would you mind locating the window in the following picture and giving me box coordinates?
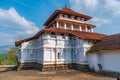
[88,41,92,44]
[74,25,79,30]
[58,52,61,59]
[61,34,65,39]
[60,22,64,28]
[82,27,86,31]
[69,35,72,40]
[66,23,71,29]
[62,36,65,39]
[81,18,84,21]
[51,33,56,38]
[74,16,77,20]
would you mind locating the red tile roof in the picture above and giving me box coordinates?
[87,33,120,53]
[44,6,92,26]
[15,28,107,46]
[60,6,92,20]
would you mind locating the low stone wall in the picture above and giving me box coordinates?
[0,65,16,72]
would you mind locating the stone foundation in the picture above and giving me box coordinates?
[17,62,89,71]
[42,63,74,71]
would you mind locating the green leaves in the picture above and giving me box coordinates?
[0,47,18,65]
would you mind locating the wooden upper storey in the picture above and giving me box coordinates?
[44,6,92,27]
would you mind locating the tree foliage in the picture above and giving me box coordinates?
[0,47,18,65]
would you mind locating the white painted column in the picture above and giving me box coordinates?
[64,23,66,29]
[71,24,73,30]
[79,26,82,31]
[91,28,94,32]
[85,27,88,32]
[56,21,59,28]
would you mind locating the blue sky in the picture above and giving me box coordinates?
[0,0,120,46]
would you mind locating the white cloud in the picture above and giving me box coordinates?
[69,0,120,16]
[90,17,112,27]
[85,0,98,9]
[69,0,99,12]
[105,0,120,15]
[105,0,120,9]
[0,7,40,45]
[0,7,39,34]
[68,0,118,27]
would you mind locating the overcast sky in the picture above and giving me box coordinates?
[0,0,120,46]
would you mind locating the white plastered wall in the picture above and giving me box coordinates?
[87,53,99,71]
[87,50,120,72]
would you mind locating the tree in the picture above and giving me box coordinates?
[0,47,18,65]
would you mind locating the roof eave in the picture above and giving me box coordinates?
[44,10,59,26]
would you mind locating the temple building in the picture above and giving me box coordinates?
[15,6,107,71]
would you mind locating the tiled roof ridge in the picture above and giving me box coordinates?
[62,6,74,12]
[44,7,92,26]
[87,33,120,53]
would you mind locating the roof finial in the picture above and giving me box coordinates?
[65,3,67,8]
[63,3,67,9]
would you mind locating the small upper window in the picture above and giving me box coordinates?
[81,18,84,21]
[58,52,61,59]
[69,35,72,40]
[51,33,56,38]
[61,34,65,39]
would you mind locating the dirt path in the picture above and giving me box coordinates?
[0,70,116,80]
